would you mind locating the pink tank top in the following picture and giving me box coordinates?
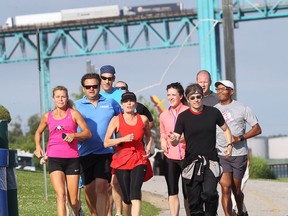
[46,108,78,158]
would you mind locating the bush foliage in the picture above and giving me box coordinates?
[250,156,276,179]
[0,104,11,123]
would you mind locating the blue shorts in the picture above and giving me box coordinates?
[79,176,84,189]
[219,155,247,180]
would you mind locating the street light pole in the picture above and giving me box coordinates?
[222,0,237,98]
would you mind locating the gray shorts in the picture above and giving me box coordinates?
[219,155,247,180]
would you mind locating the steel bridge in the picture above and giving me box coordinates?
[1,0,288,112]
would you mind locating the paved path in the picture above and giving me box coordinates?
[142,176,288,216]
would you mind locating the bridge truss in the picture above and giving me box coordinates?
[0,0,288,112]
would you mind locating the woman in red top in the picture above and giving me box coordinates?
[104,92,152,216]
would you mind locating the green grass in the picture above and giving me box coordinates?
[275,177,288,182]
[15,170,161,215]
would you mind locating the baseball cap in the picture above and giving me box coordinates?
[100,65,116,75]
[215,80,234,89]
[121,92,137,102]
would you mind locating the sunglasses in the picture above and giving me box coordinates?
[83,85,98,89]
[101,76,114,81]
[215,87,231,92]
[115,86,127,90]
[189,95,202,100]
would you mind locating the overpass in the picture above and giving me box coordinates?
[0,0,288,112]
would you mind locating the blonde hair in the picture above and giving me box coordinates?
[52,86,74,109]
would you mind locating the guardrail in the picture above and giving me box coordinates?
[268,163,288,178]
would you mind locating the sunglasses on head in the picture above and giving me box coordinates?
[101,76,114,81]
[115,86,127,90]
[189,95,202,100]
[83,85,98,89]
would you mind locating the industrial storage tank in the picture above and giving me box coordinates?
[268,136,288,159]
[247,136,268,159]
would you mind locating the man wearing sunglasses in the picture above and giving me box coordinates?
[99,65,123,104]
[215,80,262,216]
[74,73,121,216]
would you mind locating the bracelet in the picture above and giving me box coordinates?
[227,143,233,147]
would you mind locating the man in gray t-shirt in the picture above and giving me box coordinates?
[196,70,219,106]
[214,80,262,216]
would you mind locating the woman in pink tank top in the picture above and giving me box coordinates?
[34,86,91,216]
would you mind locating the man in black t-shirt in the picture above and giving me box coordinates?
[169,83,232,216]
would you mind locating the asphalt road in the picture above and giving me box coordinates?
[142,176,288,216]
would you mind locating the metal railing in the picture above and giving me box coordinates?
[269,163,288,178]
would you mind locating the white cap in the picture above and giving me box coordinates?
[215,80,234,89]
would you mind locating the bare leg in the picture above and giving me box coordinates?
[66,175,80,215]
[220,172,233,216]
[123,203,132,216]
[168,195,180,216]
[106,183,113,216]
[131,200,141,216]
[84,180,97,216]
[50,171,67,216]
[232,178,244,215]
[96,178,109,216]
[111,175,123,215]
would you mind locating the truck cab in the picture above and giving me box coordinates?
[16,149,36,172]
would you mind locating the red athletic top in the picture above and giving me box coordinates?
[110,113,147,170]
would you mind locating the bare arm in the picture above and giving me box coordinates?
[220,123,233,157]
[142,115,152,156]
[34,113,48,158]
[159,118,168,153]
[233,123,262,143]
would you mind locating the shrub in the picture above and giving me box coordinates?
[250,156,276,179]
[0,104,11,123]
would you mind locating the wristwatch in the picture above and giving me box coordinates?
[239,135,245,141]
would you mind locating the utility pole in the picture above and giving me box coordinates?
[222,0,237,98]
[36,30,48,201]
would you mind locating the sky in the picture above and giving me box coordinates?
[0,0,287,137]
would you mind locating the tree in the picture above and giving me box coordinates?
[8,114,45,152]
[27,114,41,135]
[71,86,84,100]
[8,116,24,144]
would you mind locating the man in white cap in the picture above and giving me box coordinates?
[214,80,262,216]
